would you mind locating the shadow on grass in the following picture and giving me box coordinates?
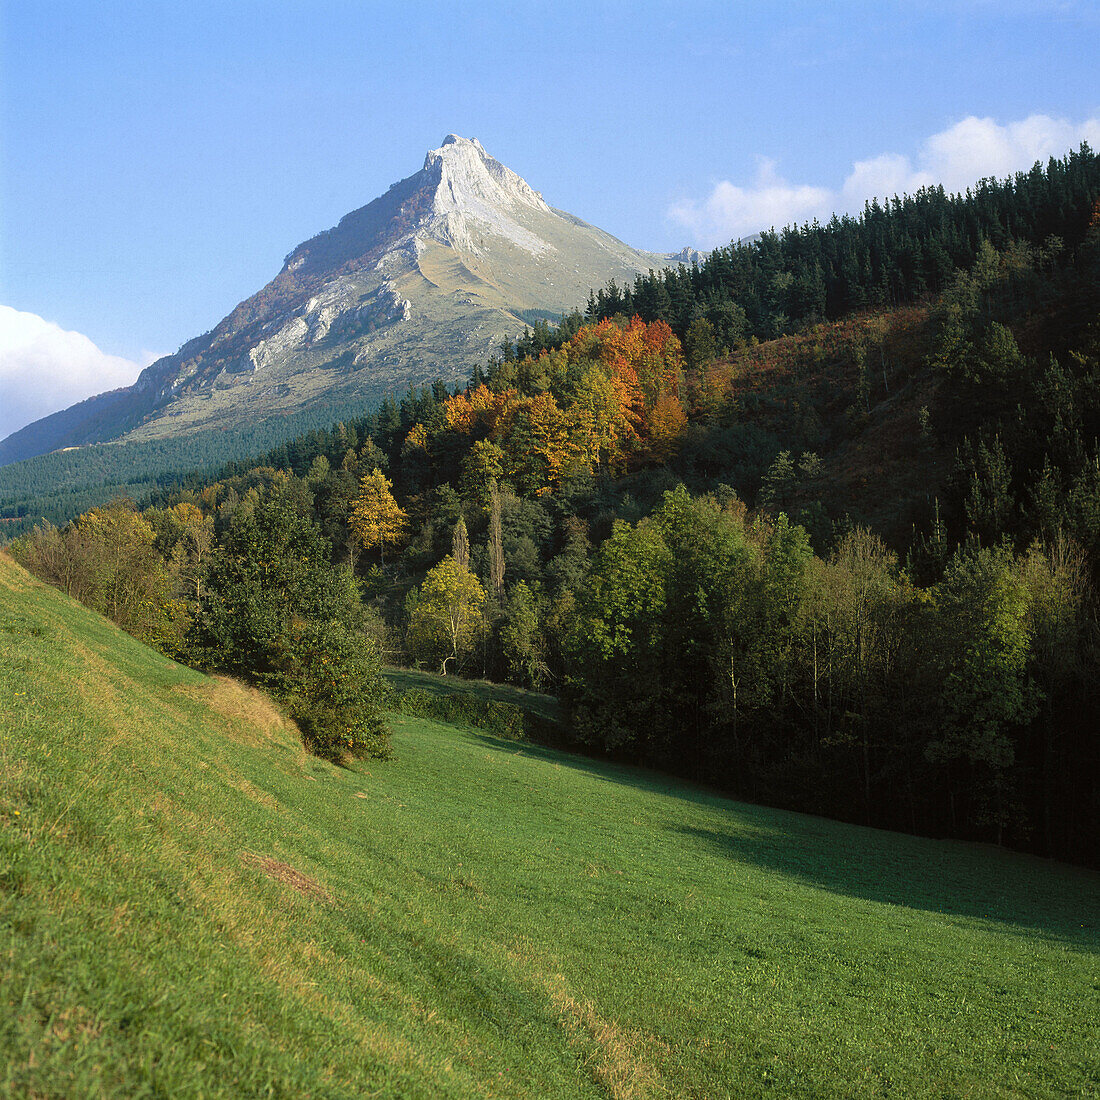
[457,724,1100,946]
[671,822,1100,946]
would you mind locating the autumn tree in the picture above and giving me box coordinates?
[349,469,408,564]
[13,500,175,647]
[645,394,687,462]
[148,501,215,604]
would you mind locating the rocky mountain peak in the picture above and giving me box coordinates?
[423,135,548,211]
[419,134,553,256]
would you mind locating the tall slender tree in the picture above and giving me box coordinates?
[488,482,505,600]
[452,516,470,571]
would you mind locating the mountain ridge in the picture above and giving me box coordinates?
[1,136,695,467]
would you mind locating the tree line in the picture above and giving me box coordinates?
[11,490,389,762]
[580,144,1099,353]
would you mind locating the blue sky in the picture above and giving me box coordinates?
[1,0,1098,437]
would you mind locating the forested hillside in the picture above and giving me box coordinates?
[583,144,1100,343]
[0,391,404,536]
[9,150,1100,863]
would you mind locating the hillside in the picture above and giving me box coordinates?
[2,551,1097,1097]
[678,304,939,543]
[0,136,694,470]
[3,145,1095,540]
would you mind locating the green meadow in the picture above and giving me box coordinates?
[1,552,1097,1098]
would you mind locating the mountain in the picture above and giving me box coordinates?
[0,136,692,467]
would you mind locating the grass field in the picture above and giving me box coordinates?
[1,552,1098,1098]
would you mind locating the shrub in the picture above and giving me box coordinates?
[391,687,555,743]
[280,619,390,761]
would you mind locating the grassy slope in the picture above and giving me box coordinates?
[1,554,1097,1099]
[383,665,564,726]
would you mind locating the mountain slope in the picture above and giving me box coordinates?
[1,137,694,467]
[2,552,1097,1097]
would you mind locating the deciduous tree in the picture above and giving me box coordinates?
[407,556,486,675]
[349,469,408,564]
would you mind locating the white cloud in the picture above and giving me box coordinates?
[839,154,934,211]
[920,114,1100,193]
[669,157,831,246]
[0,305,144,442]
[671,113,1100,248]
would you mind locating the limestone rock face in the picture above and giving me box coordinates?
[1,136,699,463]
[420,135,553,255]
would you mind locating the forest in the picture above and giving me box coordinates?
[0,385,409,536]
[8,148,1100,865]
[582,142,1100,344]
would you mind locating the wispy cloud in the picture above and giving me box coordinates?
[0,305,146,442]
[670,113,1100,247]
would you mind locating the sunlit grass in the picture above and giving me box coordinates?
[2,553,1097,1097]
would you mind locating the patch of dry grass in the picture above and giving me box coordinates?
[238,851,334,903]
[171,675,301,751]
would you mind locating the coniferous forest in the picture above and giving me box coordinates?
[9,148,1100,865]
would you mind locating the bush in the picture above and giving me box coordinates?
[391,687,555,743]
[281,619,390,761]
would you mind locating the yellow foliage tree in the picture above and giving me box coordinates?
[349,469,408,564]
[407,556,486,674]
[645,394,688,462]
[166,501,215,601]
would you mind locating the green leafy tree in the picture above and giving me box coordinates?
[654,486,754,755]
[929,548,1038,841]
[683,316,718,373]
[460,439,506,509]
[407,556,486,675]
[566,518,672,750]
[279,618,389,760]
[499,581,548,689]
[758,451,797,511]
[194,497,359,679]
[192,496,389,759]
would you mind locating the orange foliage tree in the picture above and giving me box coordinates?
[423,317,688,497]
